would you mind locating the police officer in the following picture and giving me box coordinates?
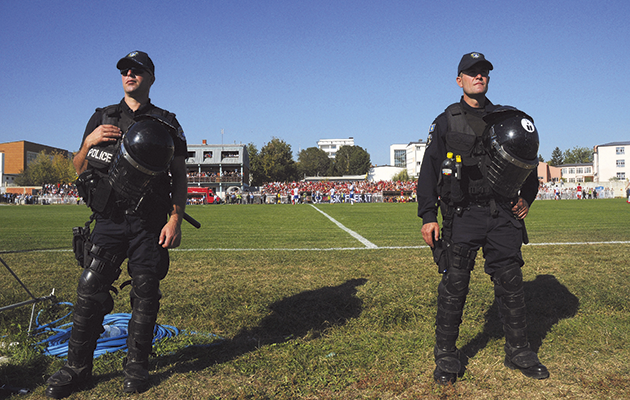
[416,52,548,385]
[46,51,188,398]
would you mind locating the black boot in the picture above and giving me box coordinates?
[433,347,466,385]
[123,357,151,393]
[45,364,92,399]
[494,265,549,380]
[123,275,160,393]
[504,343,549,379]
[46,295,104,398]
[433,268,470,385]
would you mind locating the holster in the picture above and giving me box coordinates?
[432,239,450,274]
[72,217,94,267]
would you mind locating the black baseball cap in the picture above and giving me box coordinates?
[457,52,493,75]
[116,51,155,75]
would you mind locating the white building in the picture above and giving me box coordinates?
[389,141,427,178]
[593,141,630,182]
[560,163,593,183]
[317,137,355,158]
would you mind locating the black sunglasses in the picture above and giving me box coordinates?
[461,69,489,77]
[120,67,148,76]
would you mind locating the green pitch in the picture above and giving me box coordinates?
[1,199,629,399]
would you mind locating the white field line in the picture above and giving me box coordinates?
[309,204,378,249]
[5,242,630,255]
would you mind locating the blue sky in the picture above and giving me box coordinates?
[1,0,629,166]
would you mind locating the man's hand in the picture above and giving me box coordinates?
[421,222,440,248]
[73,125,122,174]
[159,217,182,249]
[85,124,122,148]
[511,197,530,220]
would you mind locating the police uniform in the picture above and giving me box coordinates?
[417,94,547,384]
[47,78,187,399]
[82,98,187,274]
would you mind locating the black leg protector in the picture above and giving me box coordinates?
[434,267,471,376]
[493,265,549,379]
[46,247,121,399]
[123,274,161,393]
[493,265,528,349]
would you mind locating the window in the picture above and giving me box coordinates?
[576,167,583,174]
[569,168,575,174]
[394,150,406,168]
[568,178,575,182]
[616,147,625,155]
[221,151,239,159]
[585,167,592,173]
[617,160,625,168]
[203,151,213,159]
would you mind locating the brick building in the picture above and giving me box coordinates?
[0,141,71,186]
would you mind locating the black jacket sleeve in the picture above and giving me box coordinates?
[520,169,539,207]
[416,112,448,224]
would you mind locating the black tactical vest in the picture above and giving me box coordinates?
[442,103,495,203]
[81,103,175,214]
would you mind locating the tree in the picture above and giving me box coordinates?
[15,151,75,186]
[538,154,545,163]
[297,147,331,178]
[53,152,77,184]
[563,146,593,164]
[246,142,264,186]
[257,137,298,183]
[331,146,371,176]
[548,147,564,166]
[391,169,411,182]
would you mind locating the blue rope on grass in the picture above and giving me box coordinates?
[34,305,181,359]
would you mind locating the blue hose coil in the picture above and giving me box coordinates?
[35,305,181,359]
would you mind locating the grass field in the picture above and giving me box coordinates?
[1,199,629,399]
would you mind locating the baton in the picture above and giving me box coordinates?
[183,212,201,229]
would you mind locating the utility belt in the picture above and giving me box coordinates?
[76,167,170,219]
[441,197,514,226]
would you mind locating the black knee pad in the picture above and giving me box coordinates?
[77,243,123,315]
[77,270,115,315]
[130,275,161,300]
[493,265,523,295]
[130,275,161,316]
[440,267,471,297]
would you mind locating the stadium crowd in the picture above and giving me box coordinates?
[258,180,416,204]
[536,184,616,200]
[0,180,622,205]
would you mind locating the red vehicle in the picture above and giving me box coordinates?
[187,187,219,204]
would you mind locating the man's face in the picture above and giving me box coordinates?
[456,67,490,97]
[120,67,154,96]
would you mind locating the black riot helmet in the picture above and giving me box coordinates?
[483,107,539,198]
[108,115,175,202]
[123,116,175,171]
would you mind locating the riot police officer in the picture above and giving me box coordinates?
[46,51,188,398]
[416,52,548,385]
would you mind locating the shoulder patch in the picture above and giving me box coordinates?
[426,124,435,147]
[177,126,186,141]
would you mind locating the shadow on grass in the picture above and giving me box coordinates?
[152,278,368,379]
[461,274,579,360]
